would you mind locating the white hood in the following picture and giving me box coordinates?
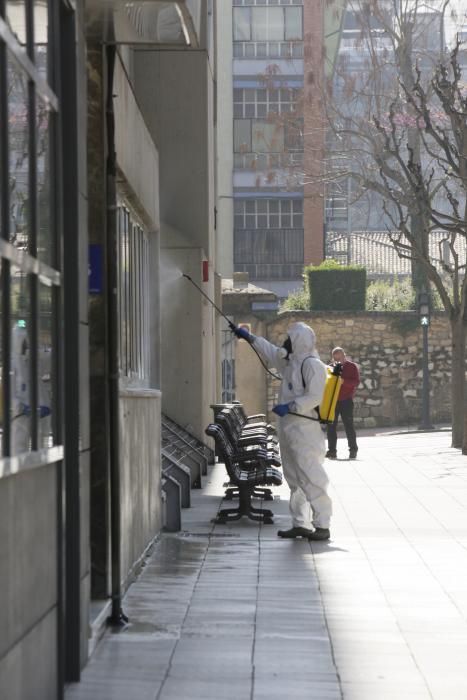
[287,322,319,360]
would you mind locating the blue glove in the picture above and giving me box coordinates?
[39,405,51,418]
[272,403,290,417]
[19,404,51,418]
[230,324,252,342]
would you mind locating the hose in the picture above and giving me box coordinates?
[182,273,283,381]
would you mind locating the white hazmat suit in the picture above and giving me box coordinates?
[252,322,332,532]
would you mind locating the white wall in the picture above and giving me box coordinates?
[160,246,217,443]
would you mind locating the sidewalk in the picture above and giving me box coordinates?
[66,430,467,700]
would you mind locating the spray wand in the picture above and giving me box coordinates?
[182,274,233,326]
[182,273,282,381]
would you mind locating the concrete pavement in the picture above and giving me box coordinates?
[66,429,467,700]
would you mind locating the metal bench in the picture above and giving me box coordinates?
[205,422,282,525]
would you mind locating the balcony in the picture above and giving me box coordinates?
[234,152,304,171]
[233,40,303,59]
[86,0,202,47]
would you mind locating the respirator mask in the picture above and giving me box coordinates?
[279,336,292,359]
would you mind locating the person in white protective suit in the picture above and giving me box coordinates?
[231,321,332,541]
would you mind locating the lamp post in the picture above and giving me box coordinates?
[418,288,434,430]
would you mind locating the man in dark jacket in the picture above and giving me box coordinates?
[326,347,360,460]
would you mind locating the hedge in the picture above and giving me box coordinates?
[306,262,366,311]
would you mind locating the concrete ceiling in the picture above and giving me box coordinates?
[85,0,201,47]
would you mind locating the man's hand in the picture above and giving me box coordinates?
[272,403,290,417]
[229,323,252,342]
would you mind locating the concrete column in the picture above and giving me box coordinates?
[87,42,111,600]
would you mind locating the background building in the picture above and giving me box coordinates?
[218,0,315,300]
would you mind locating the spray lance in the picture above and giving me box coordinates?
[182,273,341,423]
[182,273,282,381]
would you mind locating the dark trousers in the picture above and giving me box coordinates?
[327,398,357,452]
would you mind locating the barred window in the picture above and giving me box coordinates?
[117,205,151,384]
[234,199,303,229]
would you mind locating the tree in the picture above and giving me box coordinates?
[318,0,467,447]
[374,43,467,449]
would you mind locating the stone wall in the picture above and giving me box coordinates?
[265,311,452,428]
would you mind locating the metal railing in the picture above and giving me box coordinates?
[234,151,304,170]
[234,40,303,59]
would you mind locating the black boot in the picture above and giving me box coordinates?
[326,450,337,459]
[307,528,330,541]
[277,526,315,539]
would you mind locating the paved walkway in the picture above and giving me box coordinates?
[66,430,467,700]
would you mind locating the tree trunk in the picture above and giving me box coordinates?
[451,315,465,448]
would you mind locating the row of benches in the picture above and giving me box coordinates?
[161,414,214,531]
[206,404,283,525]
[161,403,283,531]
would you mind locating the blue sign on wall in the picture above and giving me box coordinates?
[89,244,103,294]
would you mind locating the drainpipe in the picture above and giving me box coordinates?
[105,43,127,627]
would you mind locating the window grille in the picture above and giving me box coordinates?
[117,204,151,384]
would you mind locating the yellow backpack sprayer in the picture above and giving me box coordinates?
[182,273,342,424]
[288,360,343,425]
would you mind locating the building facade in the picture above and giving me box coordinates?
[1,1,221,698]
[1,1,89,695]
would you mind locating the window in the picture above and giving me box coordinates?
[285,6,302,39]
[234,219,304,280]
[1,0,61,458]
[252,7,283,40]
[252,120,284,153]
[234,199,303,229]
[234,119,286,154]
[233,7,250,40]
[233,88,303,161]
[234,119,252,152]
[117,204,151,384]
[233,87,301,118]
[233,5,303,42]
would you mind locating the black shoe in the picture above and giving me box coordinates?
[307,528,331,541]
[349,449,358,460]
[277,526,315,539]
[326,450,337,459]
